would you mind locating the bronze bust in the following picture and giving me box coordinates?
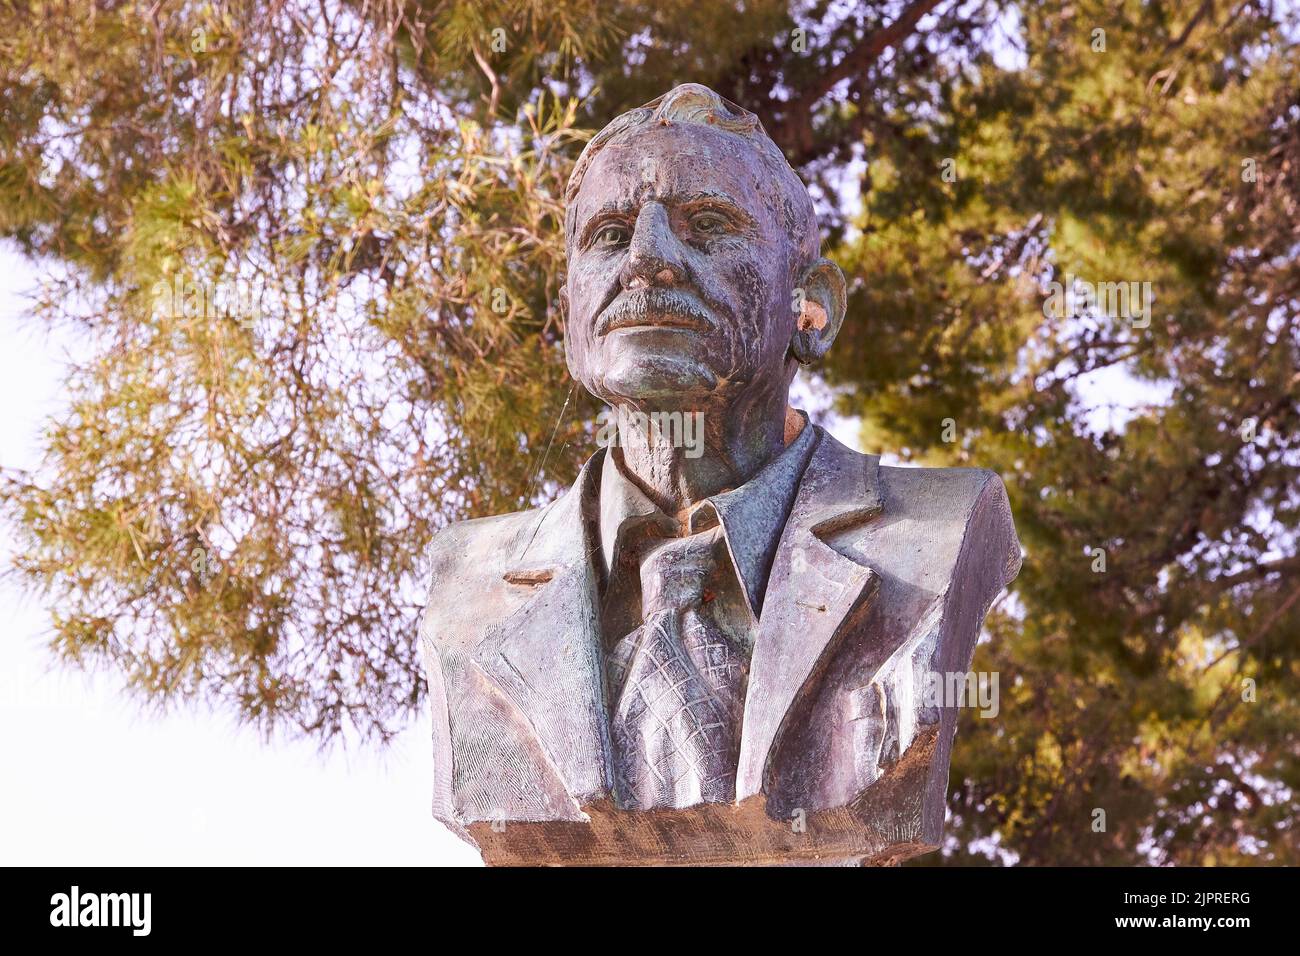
[419,84,1021,865]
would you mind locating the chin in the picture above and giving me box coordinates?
[595,349,722,405]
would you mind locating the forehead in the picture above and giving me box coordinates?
[572,123,778,225]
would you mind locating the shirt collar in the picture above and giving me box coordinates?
[598,410,819,620]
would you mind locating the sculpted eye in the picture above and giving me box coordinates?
[593,224,629,248]
[690,213,729,235]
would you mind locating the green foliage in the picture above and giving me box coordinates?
[1,0,1295,863]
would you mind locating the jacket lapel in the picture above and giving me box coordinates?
[470,449,613,805]
[736,429,883,801]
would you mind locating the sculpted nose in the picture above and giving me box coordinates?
[620,202,686,290]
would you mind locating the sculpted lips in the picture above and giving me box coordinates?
[596,288,714,336]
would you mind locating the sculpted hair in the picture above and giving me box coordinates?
[564,83,820,275]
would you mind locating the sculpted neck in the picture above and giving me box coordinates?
[609,383,792,518]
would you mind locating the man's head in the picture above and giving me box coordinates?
[561,84,846,411]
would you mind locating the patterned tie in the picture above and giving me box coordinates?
[606,526,747,811]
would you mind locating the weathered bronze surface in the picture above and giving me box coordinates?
[419,84,1021,866]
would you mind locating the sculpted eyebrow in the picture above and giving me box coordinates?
[588,199,638,219]
[669,191,754,221]
[577,190,757,244]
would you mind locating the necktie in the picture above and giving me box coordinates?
[606,526,747,810]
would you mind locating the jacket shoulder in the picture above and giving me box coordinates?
[877,463,1021,591]
[821,460,1020,603]
[878,462,1004,514]
[420,506,548,655]
[425,507,543,584]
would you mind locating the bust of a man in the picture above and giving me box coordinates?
[419,84,1021,866]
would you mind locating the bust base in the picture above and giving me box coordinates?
[467,795,937,866]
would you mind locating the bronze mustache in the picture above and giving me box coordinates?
[596,288,715,336]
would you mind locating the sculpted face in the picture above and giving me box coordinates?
[563,122,802,408]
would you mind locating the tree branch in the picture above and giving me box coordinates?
[1214,553,1300,588]
[801,0,946,107]
[777,0,948,162]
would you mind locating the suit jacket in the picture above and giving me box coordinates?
[418,425,1021,865]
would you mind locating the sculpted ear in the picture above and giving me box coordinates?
[789,257,847,366]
